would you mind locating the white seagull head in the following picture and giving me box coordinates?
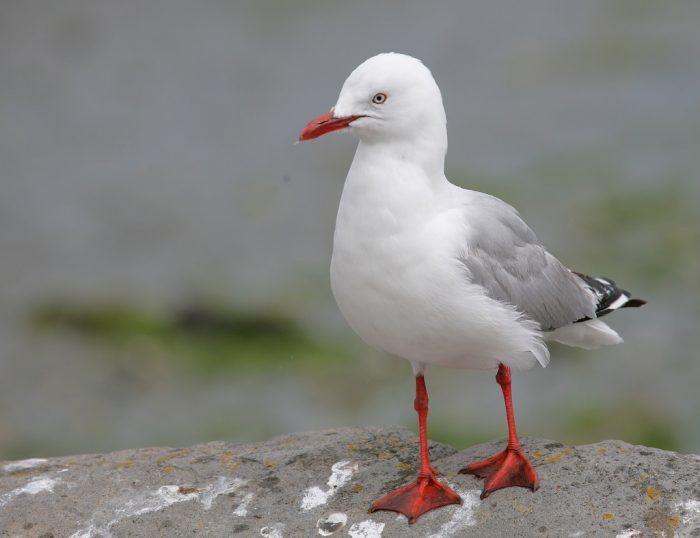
[299,53,446,147]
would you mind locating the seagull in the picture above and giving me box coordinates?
[298,52,645,524]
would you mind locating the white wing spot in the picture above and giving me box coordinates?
[607,293,629,311]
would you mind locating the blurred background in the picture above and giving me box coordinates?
[1,0,699,460]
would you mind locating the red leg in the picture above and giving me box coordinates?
[459,364,539,499]
[370,374,461,524]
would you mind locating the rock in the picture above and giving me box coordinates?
[1,426,699,537]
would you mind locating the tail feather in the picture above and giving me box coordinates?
[545,319,623,349]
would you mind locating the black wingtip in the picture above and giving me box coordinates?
[574,271,647,319]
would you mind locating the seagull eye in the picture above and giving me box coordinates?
[371,93,387,105]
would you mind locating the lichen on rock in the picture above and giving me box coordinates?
[1,426,699,537]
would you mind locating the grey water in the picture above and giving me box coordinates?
[1,0,699,458]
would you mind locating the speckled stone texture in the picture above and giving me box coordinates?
[1,426,699,537]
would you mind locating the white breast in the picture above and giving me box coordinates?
[329,151,545,371]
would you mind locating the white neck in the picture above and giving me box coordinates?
[337,141,450,238]
[354,119,448,182]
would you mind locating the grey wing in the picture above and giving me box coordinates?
[458,193,596,331]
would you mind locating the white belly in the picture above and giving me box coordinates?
[331,217,449,360]
[330,207,539,370]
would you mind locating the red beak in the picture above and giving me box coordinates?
[298,110,363,142]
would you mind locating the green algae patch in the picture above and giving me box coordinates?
[29,300,349,375]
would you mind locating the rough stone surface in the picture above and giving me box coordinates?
[1,426,699,537]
